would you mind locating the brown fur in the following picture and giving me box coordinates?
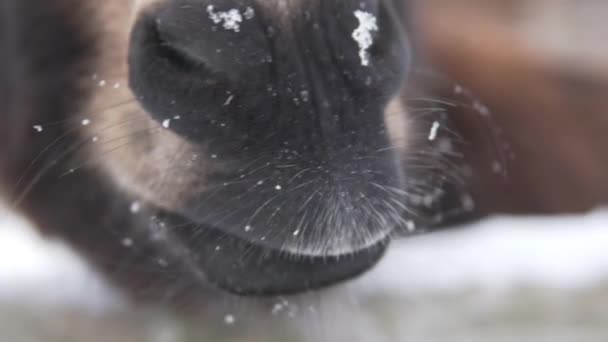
[413,1,608,215]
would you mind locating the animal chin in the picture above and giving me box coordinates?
[153,209,391,296]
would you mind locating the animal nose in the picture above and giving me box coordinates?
[125,1,408,296]
[129,0,409,151]
[128,0,273,145]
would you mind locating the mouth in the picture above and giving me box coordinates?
[154,210,390,296]
[146,152,405,296]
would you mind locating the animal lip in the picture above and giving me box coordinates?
[156,211,390,296]
[176,155,405,257]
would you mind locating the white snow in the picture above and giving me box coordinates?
[243,7,255,20]
[1,204,608,310]
[224,314,235,325]
[207,6,255,33]
[121,238,133,247]
[405,220,416,232]
[223,95,235,106]
[129,201,141,213]
[356,209,608,294]
[428,121,440,141]
[32,125,43,133]
[352,10,379,67]
[0,206,121,311]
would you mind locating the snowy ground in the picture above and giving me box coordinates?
[1,207,607,341]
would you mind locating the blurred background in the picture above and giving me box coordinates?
[1,0,608,341]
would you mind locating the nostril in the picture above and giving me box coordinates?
[128,10,242,143]
[129,12,214,78]
[153,20,216,73]
[152,1,270,73]
[154,25,209,73]
[128,2,274,145]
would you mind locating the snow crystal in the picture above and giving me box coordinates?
[275,185,282,190]
[224,314,235,325]
[492,161,503,174]
[271,303,284,315]
[129,201,141,214]
[473,101,490,116]
[244,225,252,232]
[207,6,255,33]
[243,7,255,20]
[461,194,475,212]
[352,10,379,67]
[162,119,171,129]
[121,238,133,247]
[428,121,440,141]
[81,119,91,126]
[405,220,416,233]
[33,125,43,132]
[223,95,235,106]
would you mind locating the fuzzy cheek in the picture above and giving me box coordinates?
[384,96,410,154]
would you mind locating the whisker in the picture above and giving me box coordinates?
[57,126,164,177]
[407,97,458,107]
[12,101,142,195]
[37,97,138,127]
[12,114,152,206]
